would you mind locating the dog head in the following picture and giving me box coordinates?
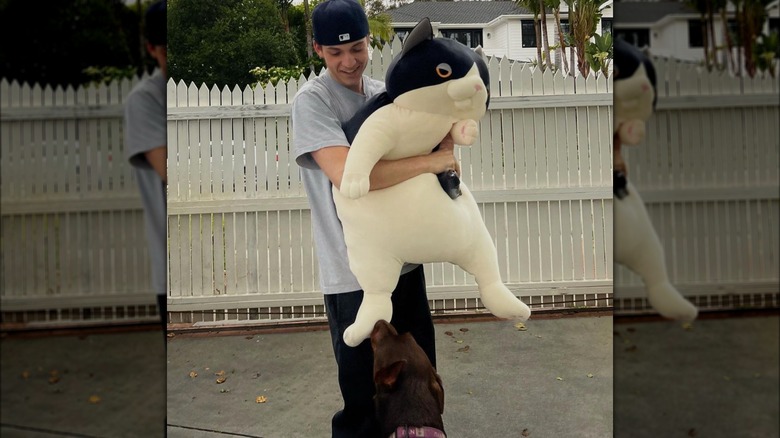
[371,320,445,416]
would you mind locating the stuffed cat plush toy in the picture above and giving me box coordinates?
[334,18,531,347]
[614,39,698,321]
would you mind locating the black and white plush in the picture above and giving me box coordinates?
[614,39,698,321]
[334,18,531,347]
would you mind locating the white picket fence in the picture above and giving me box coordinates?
[0,76,159,325]
[166,38,614,324]
[615,58,780,313]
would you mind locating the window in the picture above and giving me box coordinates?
[688,19,704,48]
[769,18,780,36]
[615,28,651,48]
[440,29,483,48]
[725,19,739,44]
[521,20,537,48]
[560,19,570,37]
[601,18,613,35]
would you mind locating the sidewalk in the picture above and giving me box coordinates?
[166,315,614,438]
[1,326,166,438]
[614,314,779,438]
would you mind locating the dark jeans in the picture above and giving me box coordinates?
[324,265,436,438]
[157,294,167,347]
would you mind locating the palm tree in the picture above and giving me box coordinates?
[360,0,395,47]
[548,0,570,74]
[687,0,718,70]
[715,0,736,73]
[539,0,553,70]
[569,0,605,77]
[517,0,545,68]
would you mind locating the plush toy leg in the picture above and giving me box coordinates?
[343,292,393,347]
[615,182,698,321]
[455,230,531,320]
[342,254,404,347]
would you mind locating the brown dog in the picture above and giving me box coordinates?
[370,320,446,438]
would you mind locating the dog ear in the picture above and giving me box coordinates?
[431,370,445,414]
[375,360,406,389]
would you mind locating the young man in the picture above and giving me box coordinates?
[124,0,167,326]
[291,0,459,436]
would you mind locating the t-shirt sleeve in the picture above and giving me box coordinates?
[291,89,350,170]
[124,87,167,169]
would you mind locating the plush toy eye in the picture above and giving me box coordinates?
[436,63,452,78]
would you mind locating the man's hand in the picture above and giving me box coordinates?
[430,133,460,176]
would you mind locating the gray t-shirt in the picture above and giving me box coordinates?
[124,69,167,296]
[292,70,416,294]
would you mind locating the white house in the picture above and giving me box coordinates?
[613,0,780,63]
[388,0,614,64]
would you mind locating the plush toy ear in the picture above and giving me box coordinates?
[402,17,433,56]
[375,360,406,389]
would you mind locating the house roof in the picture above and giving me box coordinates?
[613,1,698,26]
[388,1,530,26]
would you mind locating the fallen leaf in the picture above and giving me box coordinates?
[459,328,469,333]
[522,429,530,437]
[216,377,227,384]
[587,373,594,378]
[444,331,454,337]
[251,373,261,379]
[220,389,230,393]
[682,323,693,331]
[49,370,59,376]
[455,340,464,344]
[245,336,254,340]
[457,345,470,352]
[88,395,101,404]
[189,371,198,378]
[514,322,527,331]
[48,376,60,384]
[256,396,268,403]
[166,333,175,338]
[215,370,226,377]
[21,370,30,380]
[535,335,542,338]
[556,377,564,381]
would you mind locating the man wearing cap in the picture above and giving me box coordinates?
[291,0,458,436]
[124,0,167,329]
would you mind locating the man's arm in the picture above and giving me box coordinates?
[311,134,459,190]
[145,145,167,183]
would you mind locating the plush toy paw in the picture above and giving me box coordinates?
[451,119,479,145]
[343,294,394,347]
[647,282,698,321]
[340,173,370,199]
[479,282,531,321]
[618,120,646,145]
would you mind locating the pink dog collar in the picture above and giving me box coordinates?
[391,426,447,438]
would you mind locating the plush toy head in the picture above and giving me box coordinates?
[385,18,490,121]
[614,38,657,145]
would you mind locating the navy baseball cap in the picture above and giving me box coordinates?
[312,0,369,46]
